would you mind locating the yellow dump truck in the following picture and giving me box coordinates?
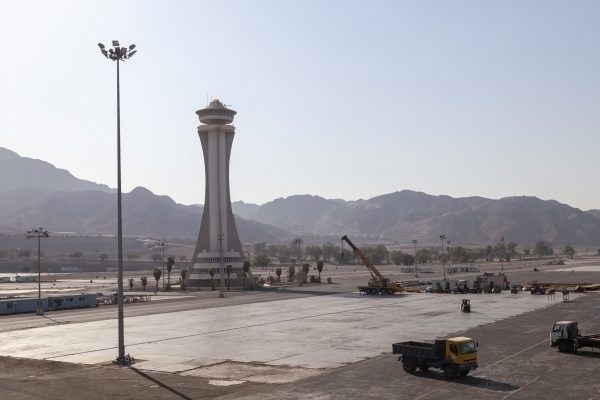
[392,337,478,378]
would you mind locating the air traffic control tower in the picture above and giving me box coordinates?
[188,99,244,289]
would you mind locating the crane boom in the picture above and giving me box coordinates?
[341,235,387,283]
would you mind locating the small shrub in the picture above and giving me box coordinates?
[327,277,332,284]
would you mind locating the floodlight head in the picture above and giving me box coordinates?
[98,43,105,50]
[128,50,137,57]
[129,44,136,50]
[112,40,120,46]
[101,49,108,57]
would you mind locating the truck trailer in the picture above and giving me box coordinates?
[392,336,478,378]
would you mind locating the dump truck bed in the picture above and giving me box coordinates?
[392,341,440,360]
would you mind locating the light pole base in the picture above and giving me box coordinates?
[114,354,135,366]
[218,291,225,298]
[35,307,44,316]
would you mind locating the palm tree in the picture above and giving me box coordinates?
[317,260,324,283]
[128,278,134,291]
[225,265,233,291]
[153,268,162,293]
[166,256,175,290]
[275,267,282,282]
[180,269,187,291]
[242,260,250,290]
[209,268,215,290]
[288,266,295,282]
[141,276,148,291]
[301,263,310,283]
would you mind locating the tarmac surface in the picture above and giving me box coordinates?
[1,259,600,399]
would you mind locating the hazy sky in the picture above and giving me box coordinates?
[1,1,599,210]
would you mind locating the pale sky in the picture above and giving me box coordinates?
[1,1,599,210]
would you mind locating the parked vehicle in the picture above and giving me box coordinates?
[550,321,600,353]
[392,337,478,378]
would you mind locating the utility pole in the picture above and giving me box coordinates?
[412,239,418,278]
[440,234,447,280]
[25,228,48,316]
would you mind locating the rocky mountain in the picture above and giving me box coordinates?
[3,147,599,246]
[233,191,600,245]
[0,147,113,194]
[0,148,291,243]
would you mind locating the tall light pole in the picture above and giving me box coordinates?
[156,240,166,289]
[26,228,48,316]
[439,234,447,280]
[98,40,137,366]
[218,233,225,298]
[411,239,418,278]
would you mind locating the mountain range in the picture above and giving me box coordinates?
[2,146,600,246]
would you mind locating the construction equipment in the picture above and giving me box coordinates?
[341,235,403,295]
[550,321,600,353]
[392,337,478,378]
[461,299,471,312]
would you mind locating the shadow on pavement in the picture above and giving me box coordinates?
[412,371,519,392]
[129,366,194,400]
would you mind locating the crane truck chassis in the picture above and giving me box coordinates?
[341,235,403,295]
[551,321,600,353]
[392,337,478,378]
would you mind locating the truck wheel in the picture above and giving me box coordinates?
[402,358,417,373]
[418,365,429,371]
[443,365,457,379]
[558,342,570,353]
[458,370,469,377]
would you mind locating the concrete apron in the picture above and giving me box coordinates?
[0,292,572,385]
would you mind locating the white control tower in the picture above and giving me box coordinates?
[188,99,244,289]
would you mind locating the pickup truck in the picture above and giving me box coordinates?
[392,337,478,378]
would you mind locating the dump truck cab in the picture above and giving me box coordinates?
[446,337,478,369]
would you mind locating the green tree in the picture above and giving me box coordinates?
[275,267,282,281]
[166,256,175,290]
[242,260,250,290]
[288,265,295,282]
[152,268,162,293]
[17,249,32,258]
[178,255,187,262]
[534,241,554,257]
[301,263,310,283]
[563,245,575,259]
[99,253,109,261]
[151,253,162,262]
[401,253,415,266]
[129,278,134,291]
[253,242,267,255]
[390,251,404,266]
[225,264,233,291]
[415,249,431,264]
[254,254,270,269]
[141,276,148,291]
[322,242,338,262]
[306,245,323,261]
[69,251,83,260]
[316,260,324,282]
[209,268,215,290]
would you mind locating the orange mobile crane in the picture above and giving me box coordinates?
[342,235,404,295]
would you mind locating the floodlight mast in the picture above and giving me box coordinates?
[98,40,137,366]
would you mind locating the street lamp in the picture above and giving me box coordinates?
[25,228,48,315]
[218,233,225,298]
[411,239,418,278]
[439,234,447,280]
[156,240,166,289]
[98,39,137,366]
